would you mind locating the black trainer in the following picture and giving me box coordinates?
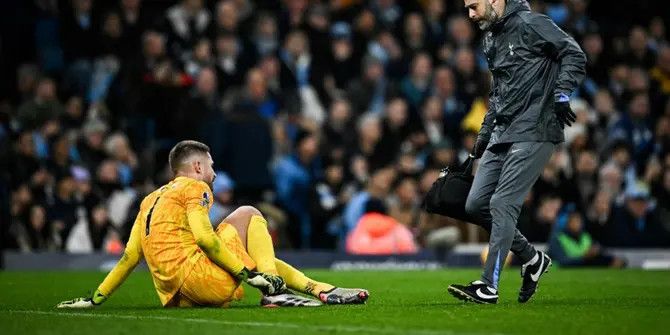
[448,280,498,304]
[518,251,552,303]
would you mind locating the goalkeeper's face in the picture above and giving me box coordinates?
[200,153,217,191]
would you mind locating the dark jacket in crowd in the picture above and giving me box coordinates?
[606,204,670,247]
[222,107,274,201]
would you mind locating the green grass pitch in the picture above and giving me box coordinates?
[1,269,669,334]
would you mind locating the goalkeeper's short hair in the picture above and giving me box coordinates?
[168,140,211,174]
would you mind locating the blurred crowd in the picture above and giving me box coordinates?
[1,0,669,259]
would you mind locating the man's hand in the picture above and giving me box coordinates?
[473,138,489,159]
[56,290,107,309]
[555,93,576,128]
[237,267,286,296]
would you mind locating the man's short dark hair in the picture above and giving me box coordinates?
[168,140,210,174]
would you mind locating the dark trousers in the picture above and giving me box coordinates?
[465,141,555,288]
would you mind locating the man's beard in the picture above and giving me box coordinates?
[477,1,500,31]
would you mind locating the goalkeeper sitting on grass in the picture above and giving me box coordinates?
[58,140,368,308]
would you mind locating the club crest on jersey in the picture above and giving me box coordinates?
[200,192,210,207]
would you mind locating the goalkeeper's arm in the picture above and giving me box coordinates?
[187,210,285,295]
[188,209,246,274]
[57,216,144,308]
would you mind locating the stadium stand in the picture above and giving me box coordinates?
[1,0,669,263]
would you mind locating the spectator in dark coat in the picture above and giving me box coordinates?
[327,22,360,92]
[609,92,655,169]
[77,119,108,175]
[321,99,356,162]
[60,0,102,97]
[348,113,390,172]
[308,158,351,249]
[118,0,154,62]
[453,48,487,110]
[88,205,113,251]
[581,31,610,89]
[16,78,64,131]
[177,67,221,141]
[279,29,329,122]
[378,97,414,165]
[623,26,656,69]
[222,69,275,202]
[214,32,257,94]
[60,0,100,62]
[274,128,322,248]
[401,12,430,54]
[47,174,78,249]
[652,167,670,214]
[606,182,670,247]
[46,135,74,179]
[346,55,392,115]
[12,205,59,252]
[431,66,466,138]
[10,132,40,189]
[571,150,600,212]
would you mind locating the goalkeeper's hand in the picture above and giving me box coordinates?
[56,290,107,309]
[236,267,286,296]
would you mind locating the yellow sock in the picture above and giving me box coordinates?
[247,215,278,275]
[275,259,334,297]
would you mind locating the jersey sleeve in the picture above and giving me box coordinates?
[184,180,214,215]
[184,180,245,275]
[97,211,144,297]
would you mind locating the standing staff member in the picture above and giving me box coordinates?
[448,0,586,304]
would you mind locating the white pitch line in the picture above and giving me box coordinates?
[4,310,502,335]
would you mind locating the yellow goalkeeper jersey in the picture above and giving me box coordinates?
[97,176,214,305]
[138,176,214,305]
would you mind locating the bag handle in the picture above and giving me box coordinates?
[461,154,475,175]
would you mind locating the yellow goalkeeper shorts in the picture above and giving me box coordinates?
[175,223,256,307]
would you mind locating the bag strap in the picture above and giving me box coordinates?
[461,154,475,175]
